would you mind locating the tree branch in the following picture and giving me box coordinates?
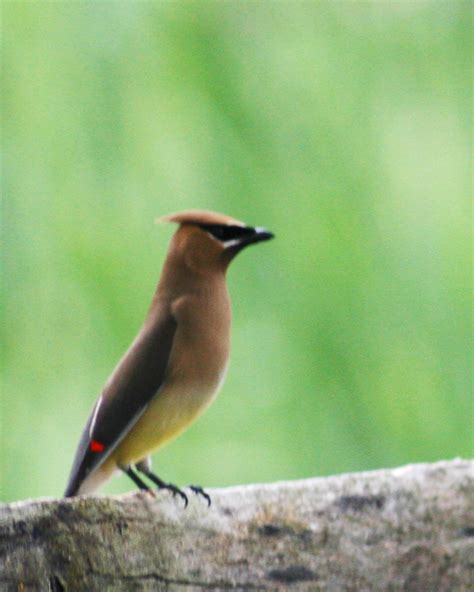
[1,459,472,591]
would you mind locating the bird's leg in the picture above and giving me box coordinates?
[120,464,151,492]
[135,459,188,507]
[189,485,211,506]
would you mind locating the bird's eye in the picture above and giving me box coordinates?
[210,226,226,239]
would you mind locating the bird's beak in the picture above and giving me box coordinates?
[221,226,274,258]
[254,227,274,242]
[240,227,274,248]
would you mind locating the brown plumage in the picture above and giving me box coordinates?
[64,210,273,502]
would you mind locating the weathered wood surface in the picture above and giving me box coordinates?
[0,459,472,591]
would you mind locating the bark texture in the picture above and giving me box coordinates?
[0,459,472,591]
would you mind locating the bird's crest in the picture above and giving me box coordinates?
[156,210,244,227]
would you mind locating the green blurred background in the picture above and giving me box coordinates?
[2,2,471,502]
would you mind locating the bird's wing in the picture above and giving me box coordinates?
[64,309,177,496]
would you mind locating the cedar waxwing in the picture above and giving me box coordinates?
[64,210,274,505]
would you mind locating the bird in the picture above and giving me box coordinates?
[64,210,274,505]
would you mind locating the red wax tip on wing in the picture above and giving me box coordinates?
[90,439,105,453]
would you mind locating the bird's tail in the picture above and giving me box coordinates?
[64,461,115,497]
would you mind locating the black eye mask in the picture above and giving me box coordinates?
[198,224,255,242]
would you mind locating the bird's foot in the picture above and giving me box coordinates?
[190,485,211,506]
[136,466,189,507]
[159,482,189,508]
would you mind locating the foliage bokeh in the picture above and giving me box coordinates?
[2,2,471,502]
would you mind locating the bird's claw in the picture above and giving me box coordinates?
[165,483,188,508]
[190,485,211,507]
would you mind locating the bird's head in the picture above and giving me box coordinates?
[157,210,274,273]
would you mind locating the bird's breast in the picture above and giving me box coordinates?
[169,288,231,388]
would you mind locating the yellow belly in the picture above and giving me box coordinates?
[111,381,219,466]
